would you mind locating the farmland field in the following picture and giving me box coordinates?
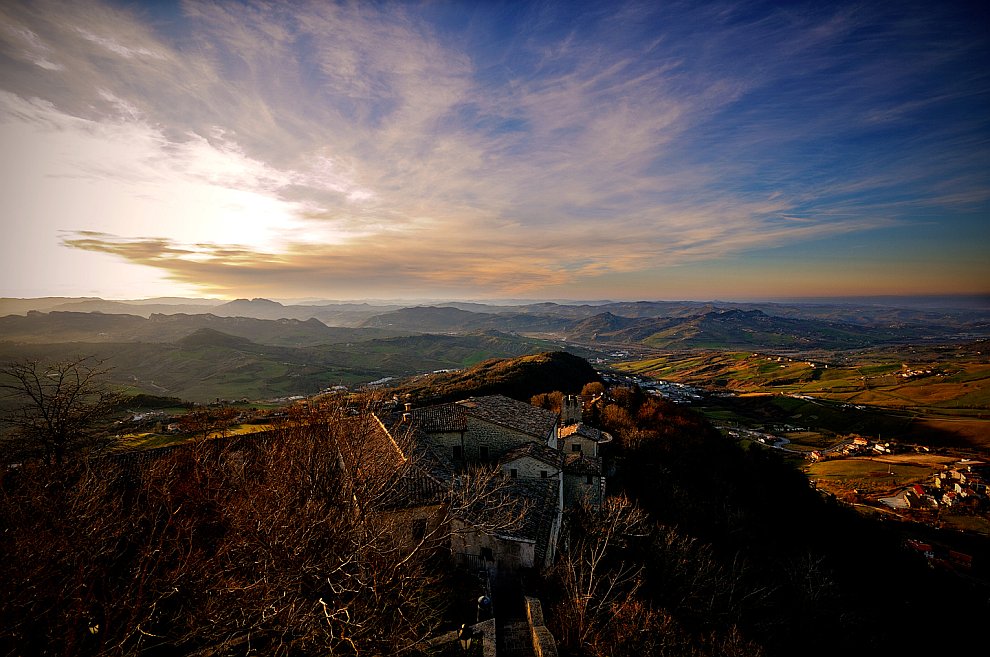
[616,342,990,452]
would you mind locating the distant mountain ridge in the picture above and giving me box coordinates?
[0,312,412,346]
[2,297,988,352]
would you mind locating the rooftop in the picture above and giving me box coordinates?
[559,423,612,443]
[564,453,602,476]
[457,395,559,440]
[410,403,467,433]
[502,442,564,469]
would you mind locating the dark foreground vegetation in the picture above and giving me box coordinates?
[0,403,526,656]
[543,387,990,656]
[1,353,987,656]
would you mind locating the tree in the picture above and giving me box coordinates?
[0,357,122,465]
[0,396,527,655]
[581,382,605,397]
[551,496,648,653]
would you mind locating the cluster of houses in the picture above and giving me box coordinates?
[927,460,988,509]
[886,461,990,512]
[810,435,902,461]
[376,393,611,574]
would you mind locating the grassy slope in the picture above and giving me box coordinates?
[0,332,568,403]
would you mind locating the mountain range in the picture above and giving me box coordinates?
[3,297,988,353]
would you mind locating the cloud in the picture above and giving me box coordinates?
[2,0,987,298]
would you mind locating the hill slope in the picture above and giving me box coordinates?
[0,311,412,346]
[0,331,567,402]
[388,351,600,404]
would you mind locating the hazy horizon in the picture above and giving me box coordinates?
[4,292,989,312]
[2,0,987,300]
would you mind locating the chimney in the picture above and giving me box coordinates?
[402,412,412,423]
[405,402,413,412]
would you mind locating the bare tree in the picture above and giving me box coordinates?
[0,356,122,465]
[552,496,648,653]
[1,396,527,655]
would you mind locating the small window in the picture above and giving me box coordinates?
[479,446,490,461]
[452,445,462,459]
[571,443,582,452]
[510,468,518,479]
[481,547,494,561]
[541,470,548,479]
[586,474,593,485]
[412,518,426,541]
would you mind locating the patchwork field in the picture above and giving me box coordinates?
[617,342,990,451]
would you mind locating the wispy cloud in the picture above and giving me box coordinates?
[1,0,987,298]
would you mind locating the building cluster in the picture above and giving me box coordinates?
[379,393,612,574]
[890,461,989,512]
[811,436,902,461]
[928,461,989,509]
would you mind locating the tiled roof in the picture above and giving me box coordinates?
[559,423,612,443]
[382,462,449,509]
[504,478,559,566]
[501,442,563,469]
[457,395,559,440]
[410,439,457,484]
[410,403,467,433]
[564,453,602,475]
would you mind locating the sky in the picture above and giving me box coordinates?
[1,0,987,302]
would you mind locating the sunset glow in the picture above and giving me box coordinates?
[1,0,987,300]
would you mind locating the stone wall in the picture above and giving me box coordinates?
[451,519,536,572]
[502,455,560,480]
[564,473,603,509]
[562,434,599,458]
[525,597,558,657]
[465,417,540,461]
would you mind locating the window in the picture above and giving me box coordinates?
[479,446,490,461]
[571,443,582,452]
[481,547,494,562]
[540,470,548,479]
[412,518,426,542]
[452,445,462,459]
[510,468,518,478]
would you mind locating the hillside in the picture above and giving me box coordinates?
[359,305,571,333]
[387,351,600,404]
[0,331,566,402]
[0,311,412,346]
[566,308,973,350]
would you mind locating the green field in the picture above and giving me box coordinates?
[806,458,931,495]
[617,343,990,451]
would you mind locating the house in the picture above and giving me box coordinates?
[559,422,612,458]
[563,453,605,509]
[391,393,616,574]
[561,394,582,425]
[450,478,561,572]
[406,403,469,463]
[456,395,560,454]
[501,442,564,481]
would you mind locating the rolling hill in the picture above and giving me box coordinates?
[0,311,412,346]
[387,351,601,405]
[0,329,565,402]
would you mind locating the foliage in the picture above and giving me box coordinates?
[531,391,564,413]
[548,381,990,656]
[0,356,122,465]
[390,351,600,405]
[0,399,522,655]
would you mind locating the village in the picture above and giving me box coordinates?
[113,389,614,656]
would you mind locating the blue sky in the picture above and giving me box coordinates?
[0,0,987,300]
